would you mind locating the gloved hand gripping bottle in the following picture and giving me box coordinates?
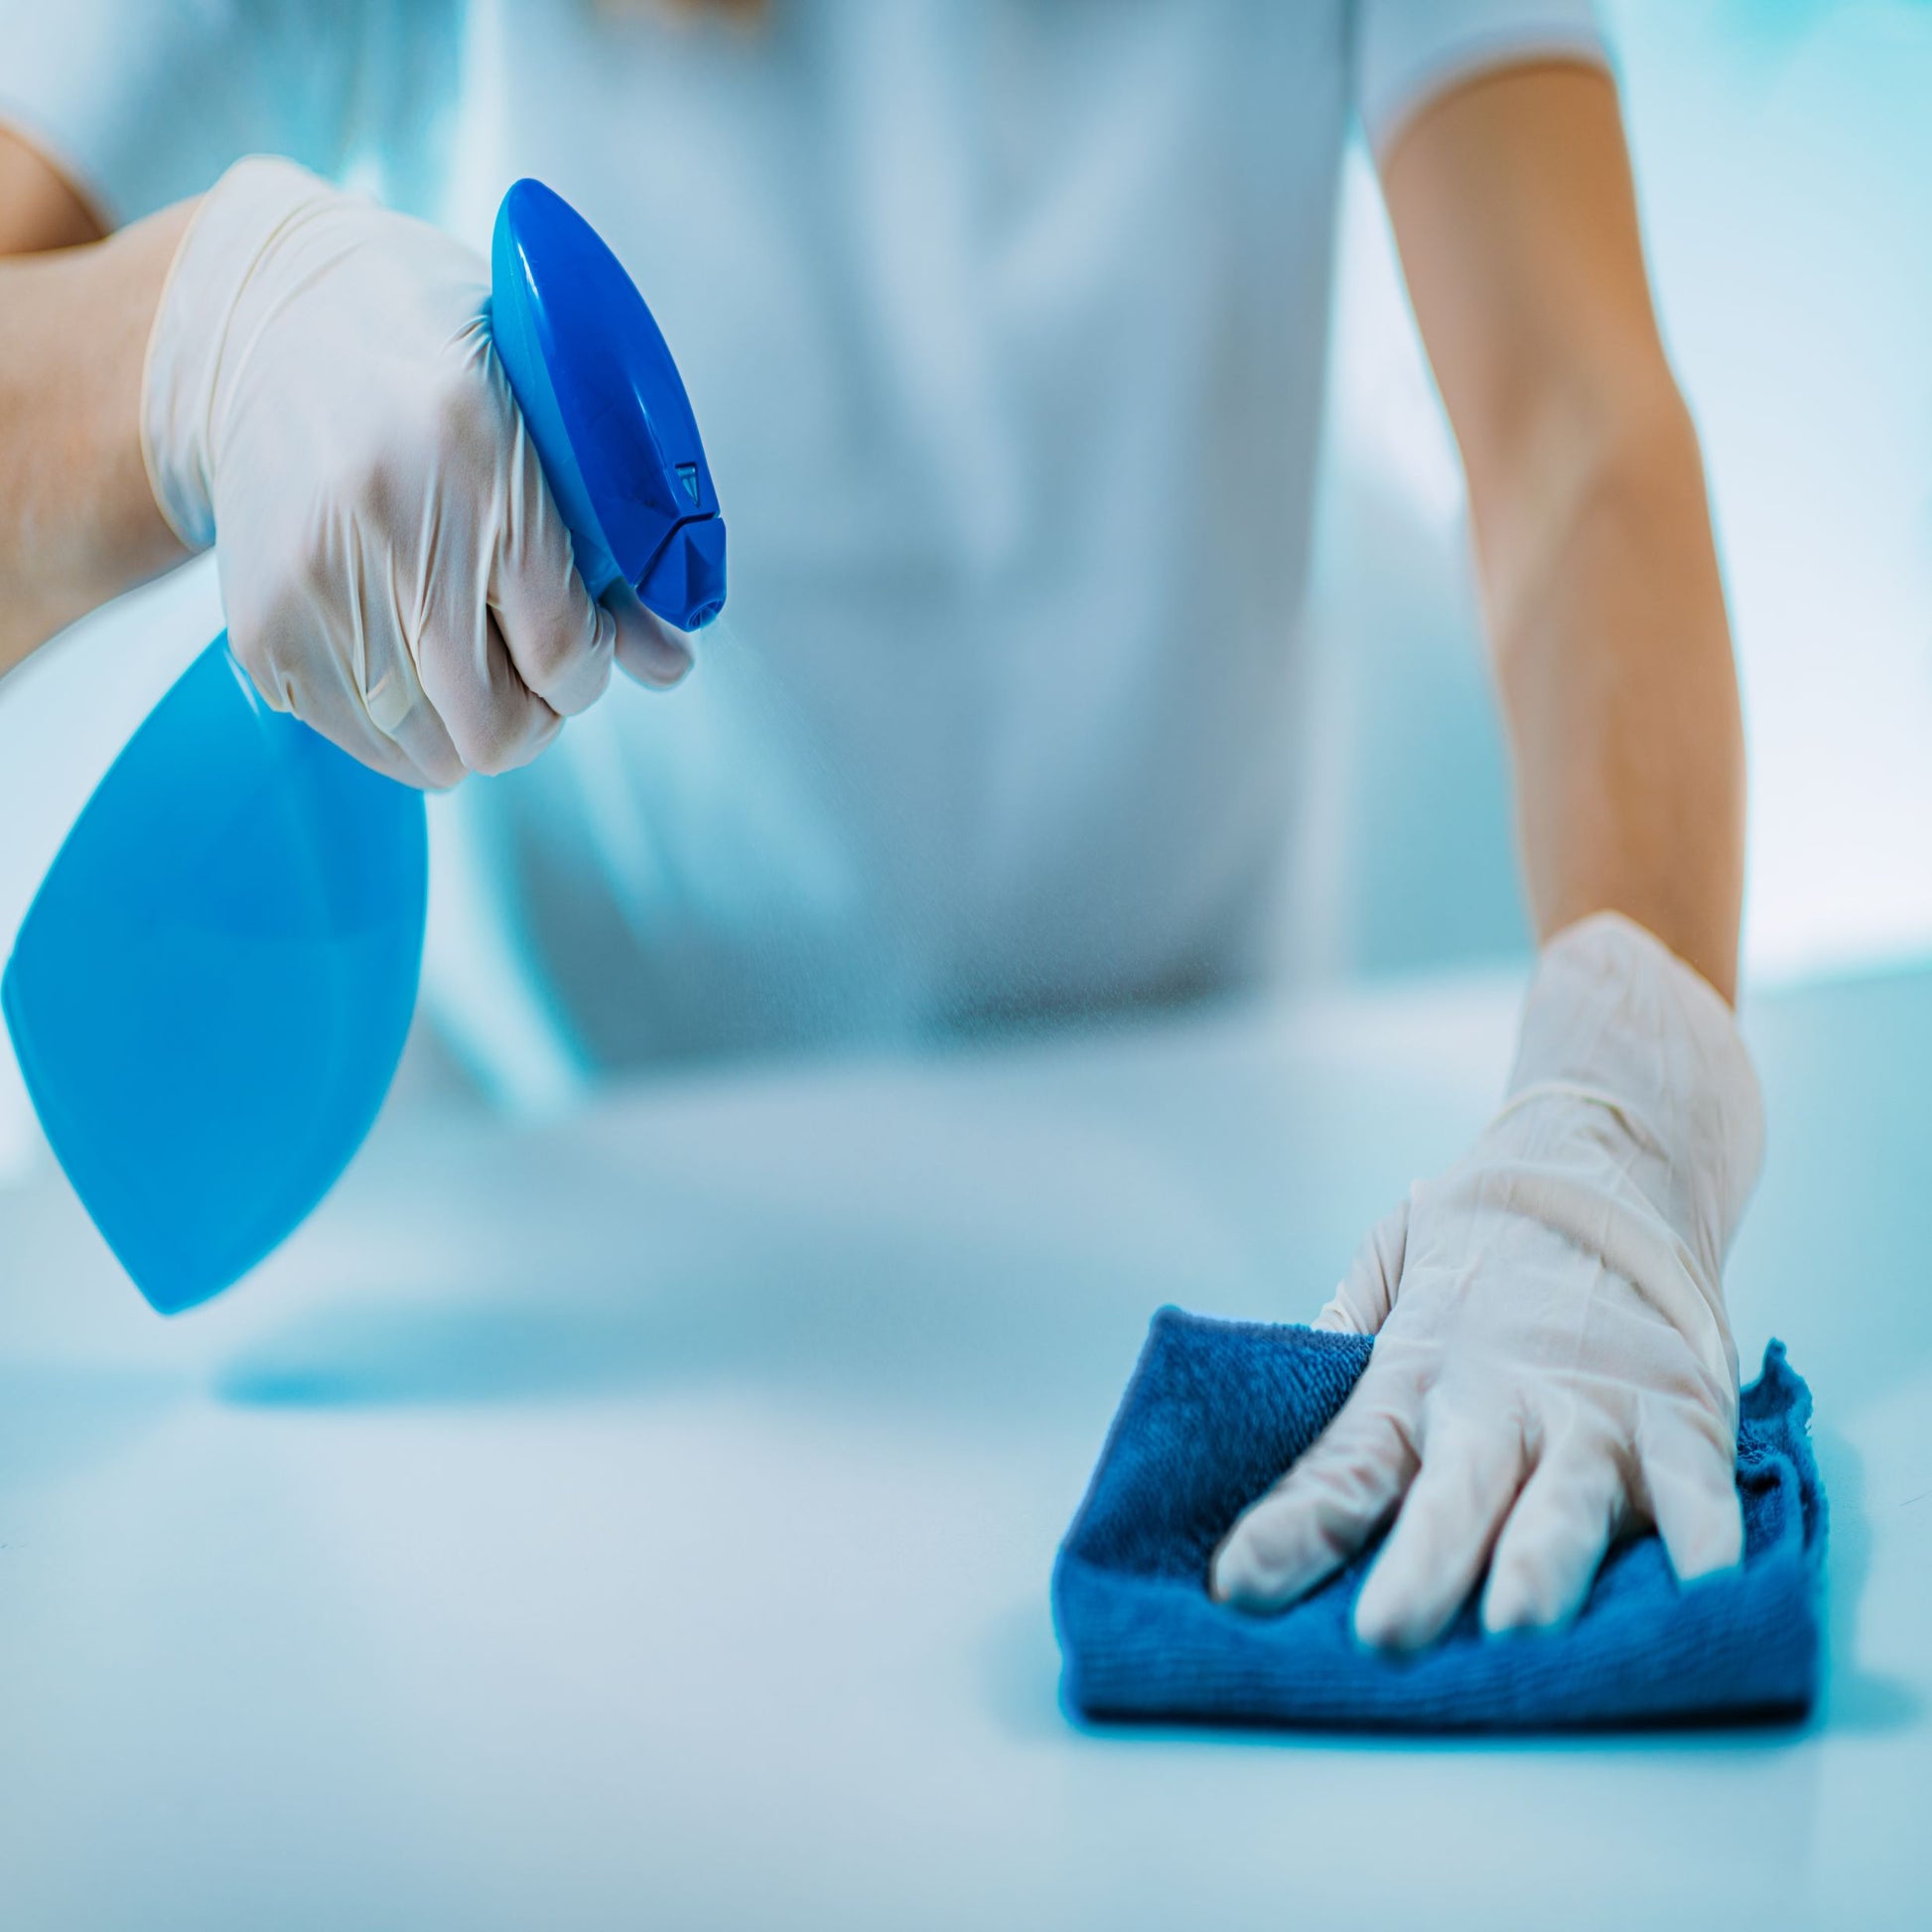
[1,180,725,1315]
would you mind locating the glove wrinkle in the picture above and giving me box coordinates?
[141,156,621,786]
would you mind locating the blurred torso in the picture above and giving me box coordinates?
[439,0,1351,1069]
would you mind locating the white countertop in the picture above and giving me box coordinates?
[1,962,1926,1930]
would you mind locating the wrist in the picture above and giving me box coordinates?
[140,157,341,551]
[0,203,195,676]
[1506,909,1763,1261]
[91,205,198,570]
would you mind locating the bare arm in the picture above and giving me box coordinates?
[1383,63,1743,1001]
[1213,68,1758,1638]
[0,126,193,676]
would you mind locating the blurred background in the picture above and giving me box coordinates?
[2,0,1929,1180]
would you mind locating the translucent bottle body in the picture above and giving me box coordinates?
[3,638,426,1312]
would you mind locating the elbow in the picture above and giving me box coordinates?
[0,127,106,255]
[1468,359,1714,659]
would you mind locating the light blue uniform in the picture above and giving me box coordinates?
[2,0,1604,1097]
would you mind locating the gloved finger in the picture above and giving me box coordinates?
[1210,1376,1420,1612]
[341,458,562,781]
[1480,1438,1629,1634]
[349,620,469,788]
[1314,1195,1409,1334]
[607,581,696,689]
[373,682,468,790]
[414,601,563,778]
[1638,1407,1743,1584]
[229,592,466,790]
[1352,1409,1528,1651]
[488,428,619,720]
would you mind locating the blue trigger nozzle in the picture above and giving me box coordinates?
[641,515,728,633]
[488,179,728,632]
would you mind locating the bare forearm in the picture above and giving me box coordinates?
[1480,386,1743,1002]
[1385,64,1744,1003]
[0,201,195,675]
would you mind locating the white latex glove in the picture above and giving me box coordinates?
[141,157,691,788]
[1211,911,1764,1648]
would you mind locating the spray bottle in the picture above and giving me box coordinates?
[1,180,724,1313]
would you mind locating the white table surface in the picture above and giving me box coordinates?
[1,961,1927,1931]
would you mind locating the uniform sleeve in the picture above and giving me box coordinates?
[1354,0,1610,158]
[0,0,465,227]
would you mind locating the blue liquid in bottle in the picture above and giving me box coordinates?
[3,641,426,1313]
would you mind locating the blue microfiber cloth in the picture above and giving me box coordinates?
[1053,1311,1825,1730]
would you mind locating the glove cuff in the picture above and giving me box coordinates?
[140,155,342,551]
[1504,911,1764,1267]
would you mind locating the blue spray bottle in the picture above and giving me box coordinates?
[1,180,725,1314]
